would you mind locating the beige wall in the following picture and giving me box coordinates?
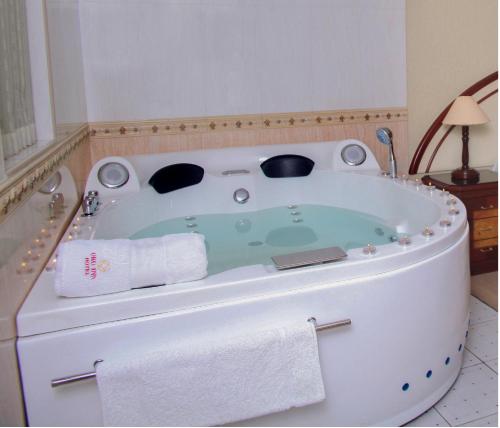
[407,0,498,173]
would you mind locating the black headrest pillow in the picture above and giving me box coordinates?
[260,154,315,178]
[148,163,204,194]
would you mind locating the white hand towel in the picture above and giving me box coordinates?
[54,233,207,297]
[96,321,325,427]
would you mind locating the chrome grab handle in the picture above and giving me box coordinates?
[50,318,351,388]
[480,204,495,210]
[479,247,495,253]
[478,226,494,232]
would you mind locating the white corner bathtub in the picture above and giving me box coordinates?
[17,140,470,426]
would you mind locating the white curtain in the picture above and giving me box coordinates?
[0,0,36,165]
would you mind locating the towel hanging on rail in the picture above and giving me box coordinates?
[50,318,351,388]
[95,320,326,426]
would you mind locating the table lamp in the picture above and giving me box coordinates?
[442,96,489,184]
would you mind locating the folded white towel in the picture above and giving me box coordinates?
[54,233,207,297]
[96,321,325,426]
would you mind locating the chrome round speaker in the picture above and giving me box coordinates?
[97,162,129,189]
[341,144,367,166]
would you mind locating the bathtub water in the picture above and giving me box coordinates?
[130,204,396,275]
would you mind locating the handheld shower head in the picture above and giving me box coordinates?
[376,128,393,146]
[376,127,397,178]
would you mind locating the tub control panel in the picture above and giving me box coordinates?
[86,139,382,200]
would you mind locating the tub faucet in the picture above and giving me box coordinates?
[82,196,97,216]
[376,127,397,178]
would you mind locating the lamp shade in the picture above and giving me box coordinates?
[442,96,489,125]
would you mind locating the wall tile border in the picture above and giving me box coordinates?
[90,107,407,139]
[0,125,90,223]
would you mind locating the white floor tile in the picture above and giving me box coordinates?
[458,412,498,426]
[469,296,498,326]
[466,320,498,361]
[406,407,450,426]
[434,364,498,426]
[462,349,482,368]
[485,359,498,374]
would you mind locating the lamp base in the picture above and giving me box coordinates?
[451,167,480,184]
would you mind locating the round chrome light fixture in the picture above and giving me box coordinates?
[341,144,367,166]
[38,172,62,194]
[97,162,129,189]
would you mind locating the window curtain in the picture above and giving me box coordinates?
[0,0,36,164]
[0,131,5,181]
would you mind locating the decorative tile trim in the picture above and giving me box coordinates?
[89,107,407,138]
[0,124,90,223]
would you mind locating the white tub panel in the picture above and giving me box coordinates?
[18,229,470,427]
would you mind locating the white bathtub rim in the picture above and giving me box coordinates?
[90,169,448,240]
[86,171,467,287]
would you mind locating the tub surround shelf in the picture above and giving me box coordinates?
[0,125,89,223]
[422,170,498,275]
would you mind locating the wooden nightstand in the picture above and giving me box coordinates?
[422,170,498,275]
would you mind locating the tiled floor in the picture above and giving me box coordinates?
[406,295,498,427]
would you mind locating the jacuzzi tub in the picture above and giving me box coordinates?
[17,139,470,426]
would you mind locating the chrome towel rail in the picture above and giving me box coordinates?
[307,317,351,332]
[50,318,351,388]
[51,359,103,388]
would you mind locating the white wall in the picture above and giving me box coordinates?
[79,0,407,122]
[46,0,87,129]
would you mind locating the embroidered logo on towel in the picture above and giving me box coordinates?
[84,252,97,280]
[97,259,111,273]
[84,252,111,280]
